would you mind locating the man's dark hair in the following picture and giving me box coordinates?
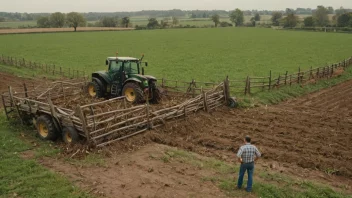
[245,136,251,143]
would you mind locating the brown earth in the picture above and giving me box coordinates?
[2,71,352,196]
[0,27,134,34]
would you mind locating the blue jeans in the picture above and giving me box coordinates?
[237,162,254,192]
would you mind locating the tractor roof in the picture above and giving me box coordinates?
[107,57,139,61]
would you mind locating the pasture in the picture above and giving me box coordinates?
[1,28,352,82]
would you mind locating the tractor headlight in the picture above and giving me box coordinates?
[143,80,148,86]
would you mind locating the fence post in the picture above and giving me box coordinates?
[297,67,300,83]
[244,76,249,95]
[268,70,272,90]
[248,77,251,94]
[316,68,319,78]
[331,65,334,77]
[289,75,292,86]
[284,71,288,85]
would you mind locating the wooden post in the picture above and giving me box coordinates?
[297,67,300,83]
[289,75,292,86]
[61,82,66,101]
[146,96,151,129]
[268,70,272,90]
[284,71,288,85]
[191,79,195,98]
[277,74,281,87]
[244,76,249,95]
[331,65,334,77]
[202,88,209,113]
[225,76,230,101]
[23,83,28,98]
[248,77,251,94]
[9,86,23,125]
[316,68,320,78]
[76,105,90,142]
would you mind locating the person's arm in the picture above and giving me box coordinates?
[237,147,243,163]
[254,146,261,162]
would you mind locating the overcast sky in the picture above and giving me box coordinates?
[1,0,351,13]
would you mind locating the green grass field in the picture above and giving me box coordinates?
[1,28,351,82]
[0,115,91,198]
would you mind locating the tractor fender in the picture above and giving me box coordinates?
[92,73,110,86]
[123,78,142,86]
[92,77,105,89]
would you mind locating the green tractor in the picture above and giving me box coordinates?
[87,55,160,103]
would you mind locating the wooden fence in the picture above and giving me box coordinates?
[0,55,86,78]
[226,56,352,95]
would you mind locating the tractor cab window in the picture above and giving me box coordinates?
[109,61,123,71]
[124,61,139,74]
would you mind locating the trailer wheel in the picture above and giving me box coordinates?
[36,115,59,141]
[62,127,79,144]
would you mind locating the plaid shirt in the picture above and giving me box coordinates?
[237,143,261,163]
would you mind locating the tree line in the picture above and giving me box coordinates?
[1,7,351,23]
[270,6,352,28]
[37,12,86,31]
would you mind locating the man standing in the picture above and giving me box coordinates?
[236,135,261,192]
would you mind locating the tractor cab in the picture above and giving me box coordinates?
[87,55,159,104]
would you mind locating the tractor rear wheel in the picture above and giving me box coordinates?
[36,115,59,141]
[62,127,79,144]
[149,82,161,104]
[87,81,103,98]
[122,82,144,104]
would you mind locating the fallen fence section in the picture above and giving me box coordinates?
[2,78,229,147]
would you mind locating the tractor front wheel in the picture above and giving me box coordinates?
[122,82,144,104]
[87,81,103,98]
[36,115,59,141]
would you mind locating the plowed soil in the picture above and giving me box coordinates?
[148,80,352,178]
[2,71,352,197]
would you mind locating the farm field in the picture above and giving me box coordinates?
[1,28,352,82]
[0,69,351,197]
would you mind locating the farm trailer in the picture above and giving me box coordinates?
[2,78,231,147]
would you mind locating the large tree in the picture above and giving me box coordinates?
[121,17,130,28]
[304,16,315,27]
[147,18,159,29]
[37,16,51,28]
[229,9,244,27]
[271,12,283,26]
[254,13,261,21]
[313,6,329,26]
[172,16,179,26]
[66,12,86,31]
[211,14,220,27]
[101,17,118,27]
[283,13,298,28]
[337,13,352,27]
[50,12,65,28]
